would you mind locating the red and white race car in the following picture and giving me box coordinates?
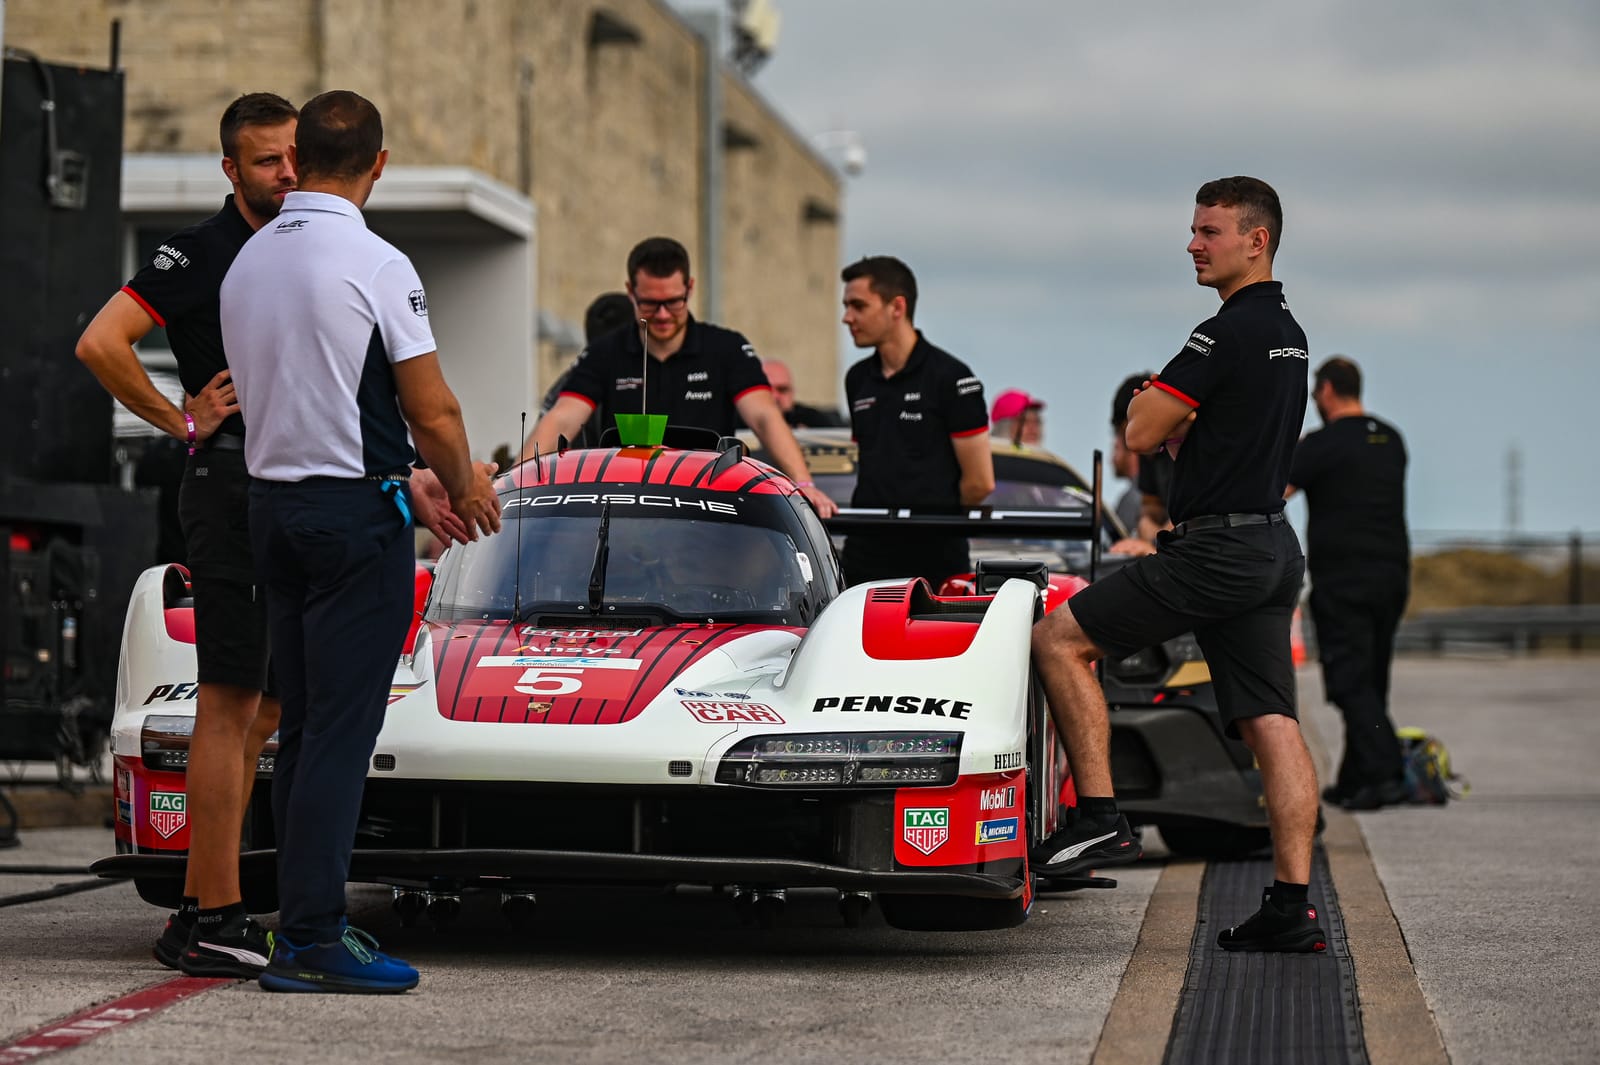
[94,438,1100,930]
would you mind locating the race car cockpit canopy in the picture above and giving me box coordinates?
[427,485,831,627]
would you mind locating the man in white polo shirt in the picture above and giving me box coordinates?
[221,90,499,994]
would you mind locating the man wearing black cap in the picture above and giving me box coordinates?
[1032,177,1325,954]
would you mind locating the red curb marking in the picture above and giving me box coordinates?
[0,976,232,1063]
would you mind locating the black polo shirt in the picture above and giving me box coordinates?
[1290,413,1410,573]
[845,333,988,507]
[122,195,254,438]
[1151,281,1308,525]
[560,316,770,439]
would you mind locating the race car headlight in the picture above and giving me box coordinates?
[715,732,962,789]
[141,714,277,774]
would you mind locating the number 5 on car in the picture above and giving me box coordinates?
[464,656,643,701]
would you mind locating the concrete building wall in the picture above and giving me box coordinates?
[5,0,844,414]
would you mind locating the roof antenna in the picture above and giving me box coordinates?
[639,315,649,416]
[512,409,526,624]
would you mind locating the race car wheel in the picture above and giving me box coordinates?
[877,893,1028,932]
[1157,823,1271,860]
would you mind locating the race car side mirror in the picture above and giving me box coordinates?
[974,558,1049,596]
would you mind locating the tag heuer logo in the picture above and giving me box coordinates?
[408,289,429,316]
[149,791,187,839]
[152,253,174,271]
[903,807,949,856]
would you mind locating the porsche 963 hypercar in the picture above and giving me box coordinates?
[94,438,1100,930]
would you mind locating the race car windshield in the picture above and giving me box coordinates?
[429,509,816,625]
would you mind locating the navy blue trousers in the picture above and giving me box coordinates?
[249,478,413,943]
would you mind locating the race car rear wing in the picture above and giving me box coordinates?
[821,449,1109,583]
[822,505,1096,539]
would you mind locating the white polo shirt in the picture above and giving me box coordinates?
[220,190,436,482]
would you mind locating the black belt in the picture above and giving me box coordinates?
[202,434,246,451]
[1170,510,1286,538]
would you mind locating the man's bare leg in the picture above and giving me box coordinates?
[1235,714,1318,884]
[239,695,281,836]
[1031,606,1113,796]
[183,682,264,909]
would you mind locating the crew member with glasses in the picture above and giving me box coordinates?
[520,236,836,517]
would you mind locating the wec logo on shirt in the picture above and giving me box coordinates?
[408,289,429,317]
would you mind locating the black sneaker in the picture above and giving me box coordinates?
[178,913,274,978]
[1217,888,1327,953]
[1030,813,1141,877]
[1339,778,1410,811]
[153,911,194,969]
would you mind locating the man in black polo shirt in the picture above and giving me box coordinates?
[839,255,994,585]
[1288,356,1410,810]
[521,237,836,517]
[75,92,297,977]
[1031,177,1325,954]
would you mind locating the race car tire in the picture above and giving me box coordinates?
[878,893,1028,932]
[1157,823,1271,860]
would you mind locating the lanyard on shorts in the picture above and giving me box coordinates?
[380,480,413,527]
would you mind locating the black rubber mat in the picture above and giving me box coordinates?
[1163,846,1367,1065]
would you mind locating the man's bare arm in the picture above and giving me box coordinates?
[76,291,236,441]
[951,432,996,506]
[394,353,500,538]
[519,395,594,462]
[1125,381,1196,454]
[736,389,837,517]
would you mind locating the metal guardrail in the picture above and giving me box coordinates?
[1396,605,1600,653]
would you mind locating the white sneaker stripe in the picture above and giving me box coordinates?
[1045,829,1118,865]
[196,941,270,966]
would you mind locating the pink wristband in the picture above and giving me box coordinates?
[795,481,814,488]
[184,412,197,455]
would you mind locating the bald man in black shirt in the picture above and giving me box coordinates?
[1031,177,1325,954]
[1288,356,1410,811]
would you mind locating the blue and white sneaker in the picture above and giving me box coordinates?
[257,924,418,994]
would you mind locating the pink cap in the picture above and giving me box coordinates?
[991,389,1045,422]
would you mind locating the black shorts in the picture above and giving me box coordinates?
[178,447,271,691]
[1068,518,1304,736]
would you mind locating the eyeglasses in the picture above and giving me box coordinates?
[635,294,689,315]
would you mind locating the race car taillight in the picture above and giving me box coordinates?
[141,714,277,774]
[715,732,962,789]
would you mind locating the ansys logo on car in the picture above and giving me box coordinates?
[149,792,187,839]
[903,807,950,856]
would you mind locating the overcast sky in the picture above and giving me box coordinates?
[704,0,1600,537]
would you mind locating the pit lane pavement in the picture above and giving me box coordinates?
[1,657,1595,1064]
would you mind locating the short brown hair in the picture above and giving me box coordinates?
[295,91,383,181]
[841,255,918,321]
[219,92,297,160]
[1196,176,1283,259]
[1315,356,1362,400]
[627,237,692,285]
